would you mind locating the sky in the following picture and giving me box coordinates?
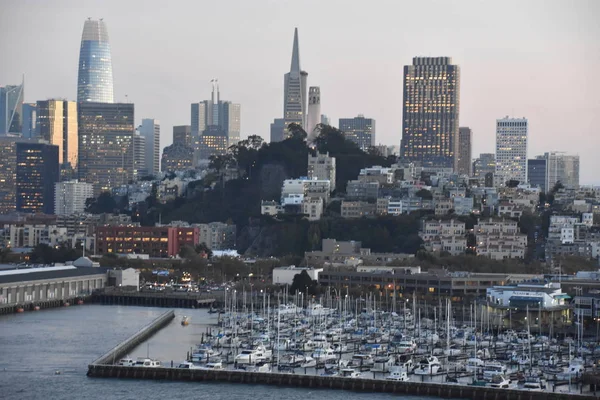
[1,0,599,184]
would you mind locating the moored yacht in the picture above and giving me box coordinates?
[340,368,361,378]
[117,357,135,366]
[482,361,507,381]
[414,356,441,375]
[134,358,161,367]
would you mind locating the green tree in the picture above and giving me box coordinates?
[289,270,318,295]
[85,192,117,214]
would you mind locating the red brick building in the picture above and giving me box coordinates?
[96,225,199,258]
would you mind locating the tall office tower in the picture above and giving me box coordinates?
[400,57,460,169]
[320,114,330,126]
[78,102,134,195]
[198,126,228,161]
[36,100,78,168]
[0,79,24,133]
[283,28,308,134]
[173,125,192,147]
[306,86,321,141]
[54,180,94,215]
[16,142,59,214]
[133,131,146,177]
[270,118,285,143]
[339,115,376,150]
[308,152,336,192]
[21,103,37,138]
[77,18,114,103]
[0,135,23,213]
[472,153,496,179]
[527,157,547,192]
[139,118,160,176]
[456,127,472,175]
[544,151,580,190]
[495,117,528,186]
[191,82,241,151]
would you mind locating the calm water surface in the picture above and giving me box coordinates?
[0,305,444,400]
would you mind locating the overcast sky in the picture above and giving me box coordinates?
[1,0,599,184]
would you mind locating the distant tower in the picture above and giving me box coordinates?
[77,18,114,103]
[306,86,321,142]
[283,28,308,135]
[495,117,528,186]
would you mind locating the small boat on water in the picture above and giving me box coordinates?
[522,376,546,391]
[117,357,135,366]
[414,356,441,375]
[134,358,161,367]
[300,356,317,368]
[482,361,507,380]
[16,306,24,313]
[181,316,190,326]
[488,375,511,389]
[386,368,409,382]
[177,361,202,369]
[33,305,40,311]
[201,362,225,370]
[340,368,361,378]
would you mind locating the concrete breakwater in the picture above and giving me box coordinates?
[86,365,593,400]
[92,310,175,365]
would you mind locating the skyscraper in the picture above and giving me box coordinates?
[0,79,24,134]
[54,180,94,215]
[21,103,36,138]
[139,118,160,176]
[77,18,114,103]
[173,125,192,147]
[306,86,321,141]
[16,142,59,214]
[457,127,472,176]
[283,28,308,133]
[198,126,228,161]
[0,135,24,214]
[400,57,460,169]
[339,115,376,150]
[527,157,547,192]
[36,100,78,168]
[495,117,528,186]
[544,151,580,190]
[270,118,285,143]
[133,131,146,178]
[78,102,134,195]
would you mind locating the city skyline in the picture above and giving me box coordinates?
[1,0,599,184]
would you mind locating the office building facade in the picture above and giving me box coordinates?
[0,80,24,134]
[132,131,146,178]
[270,118,285,143]
[495,117,528,186]
[161,143,194,173]
[198,126,228,161]
[54,180,94,215]
[139,118,160,176]
[173,125,192,147]
[21,103,37,138]
[78,102,135,195]
[339,115,376,150]
[77,18,114,103]
[473,153,496,181]
[400,57,460,169]
[283,28,308,133]
[0,136,22,213]
[544,152,580,190]
[527,157,547,192]
[36,100,78,168]
[457,127,472,175]
[16,142,59,214]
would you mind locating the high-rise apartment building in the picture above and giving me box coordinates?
[308,152,336,192]
[132,131,146,178]
[457,127,472,176]
[77,18,114,103]
[473,153,496,180]
[139,118,160,176]
[16,142,59,214]
[54,180,94,215]
[283,28,308,134]
[0,135,23,214]
[527,157,547,192]
[21,103,36,138]
[173,125,192,147]
[36,100,78,168]
[0,79,24,134]
[306,86,321,141]
[544,151,580,190]
[400,57,460,169]
[221,102,241,145]
[78,102,134,195]
[495,117,528,186]
[339,115,376,150]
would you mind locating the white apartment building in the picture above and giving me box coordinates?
[281,177,331,203]
[495,117,528,186]
[474,218,527,260]
[545,151,580,190]
[302,197,324,221]
[420,219,466,242]
[261,201,284,216]
[3,224,68,248]
[197,222,236,250]
[308,152,336,192]
[358,166,396,185]
[54,180,94,216]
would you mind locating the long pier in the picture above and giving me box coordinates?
[0,295,91,315]
[92,310,175,365]
[91,290,215,309]
[86,365,594,400]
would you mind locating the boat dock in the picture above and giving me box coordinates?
[86,364,595,400]
[0,295,91,315]
[91,310,175,365]
[91,289,215,309]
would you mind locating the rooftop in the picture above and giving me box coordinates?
[0,266,107,285]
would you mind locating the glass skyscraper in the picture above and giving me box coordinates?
[77,18,114,103]
[339,115,376,150]
[0,80,24,134]
[16,142,59,214]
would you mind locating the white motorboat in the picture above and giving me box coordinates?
[340,368,361,378]
[372,355,395,372]
[312,347,336,363]
[482,361,507,381]
[350,354,374,368]
[190,346,221,363]
[523,376,546,391]
[557,358,584,380]
[201,362,224,370]
[134,358,161,367]
[307,304,333,316]
[278,353,304,367]
[277,304,300,315]
[465,357,484,373]
[235,348,267,364]
[386,370,409,382]
[397,339,417,353]
[243,361,271,373]
[325,358,349,370]
[413,356,441,375]
[332,343,348,353]
[177,361,202,369]
[487,375,510,389]
[396,355,414,372]
[117,357,135,366]
[300,356,317,368]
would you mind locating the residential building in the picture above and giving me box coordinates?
[453,196,474,215]
[320,114,330,126]
[341,201,377,218]
[339,115,376,150]
[473,153,495,181]
[358,166,396,185]
[77,18,114,103]
[36,100,78,169]
[474,218,527,260]
[302,197,324,221]
[270,118,285,143]
[261,200,284,216]
[132,131,146,178]
[3,224,68,248]
[283,28,308,134]
[54,180,94,215]
[306,86,321,141]
[345,180,379,201]
[420,219,466,255]
[173,125,192,147]
[457,127,472,175]
[0,79,24,133]
[197,222,236,250]
[161,143,194,172]
[544,151,580,190]
[305,238,414,266]
[495,117,528,186]
[78,102,135,195]
[139,119,160,176]
[307,152,336,192]
[282,178,331,204]
[527,157,547,192]
[198,125,228,161]
[16,142,59,214]
[401,57,460,169]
